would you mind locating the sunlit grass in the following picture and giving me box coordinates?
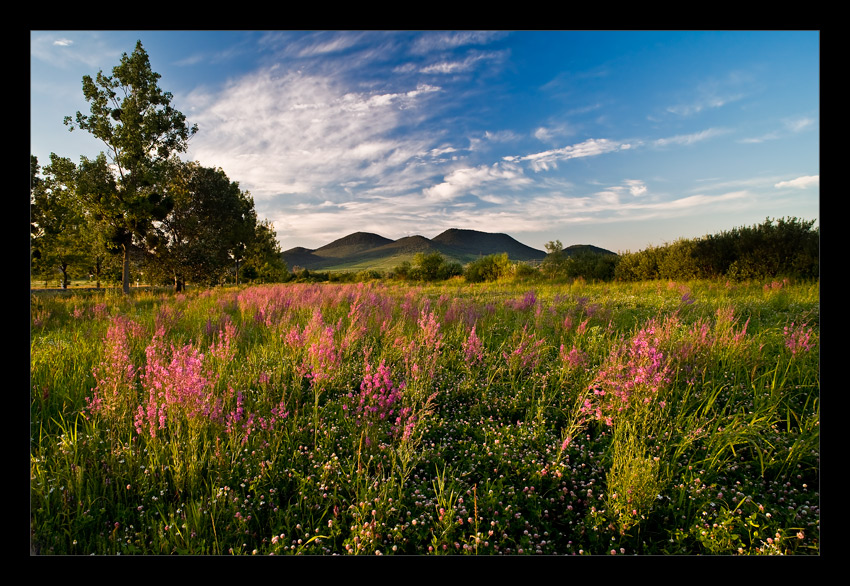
[30,278,819,554]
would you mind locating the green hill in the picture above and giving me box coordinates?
[282,229,613,273]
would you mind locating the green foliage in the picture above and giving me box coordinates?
[541,240,566,279]
[242,219,288,284]
[34,40,283,292]
[394,252,462,282]
[30,279,819,555]
[464,253,511,283]
[614,217,818,282]
[30,155,89,288]
[564,250,618,281]
[512,262,540,281]
[145,161,262,290]
[63,41,197,294]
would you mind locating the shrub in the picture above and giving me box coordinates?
[464,253,511,283]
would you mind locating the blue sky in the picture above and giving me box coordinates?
[31,30,819,254]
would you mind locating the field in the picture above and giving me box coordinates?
[30,278,819,555]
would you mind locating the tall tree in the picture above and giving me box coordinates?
[64,40,196,294]
[150,161,259,291]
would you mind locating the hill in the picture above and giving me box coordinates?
[563,244,618,257]
[281,229,614,272]
[311,232,394,259]
[431,229,548,262]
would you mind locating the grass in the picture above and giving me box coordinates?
[30,278,819,555]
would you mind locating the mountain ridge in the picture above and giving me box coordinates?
[282,228,614,272]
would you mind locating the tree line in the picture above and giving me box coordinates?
[611,217,819,282]
[286,217,818,285]
[30,41,286,293]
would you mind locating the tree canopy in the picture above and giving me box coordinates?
[32,40,287,292]
[63,41,198,293]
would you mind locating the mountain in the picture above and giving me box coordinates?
[281,229,613,272]
[563,244,618,257]
[431,228,547,261]
[311,232,394,259]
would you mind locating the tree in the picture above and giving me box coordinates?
[565,250,619,281]
[242,219,287,283]
[413,252,445,281]
[541,240,567,279]
[399,252,462,282]
[30,154,89,288]
[148,161,257,291]
[464,253,511,283]
[64,40,197,294]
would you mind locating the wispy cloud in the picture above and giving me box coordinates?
[410,31,509,54]
[533,123,577,144]
[422,162,531,202]
[503,138,629,171]
[30,32,119,69]
[186,67,444,200]
[666,71,752,116]
[653,128,729,147]
[419,50,508,75]
[775,175,819,189]
[740,116,816,144]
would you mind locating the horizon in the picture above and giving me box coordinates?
[287,226,598,255]
[31,30,819,254]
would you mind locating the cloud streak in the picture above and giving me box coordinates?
[775,175,819,189]
[503,138,629,172]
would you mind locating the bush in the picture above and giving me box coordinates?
[393,253,462,282]
[464,253,511,283]
[614,217,818,282]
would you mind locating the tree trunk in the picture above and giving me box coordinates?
[122,245,131,295]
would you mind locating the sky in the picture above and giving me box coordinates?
[30,30,819,254]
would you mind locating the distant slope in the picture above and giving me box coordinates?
[432,228,547,262]
[312,232,394,259]
[281,229,617,272]
[563,244,617,257]
[280,247,326,270]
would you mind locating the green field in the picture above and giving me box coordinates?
[30,278,819,555]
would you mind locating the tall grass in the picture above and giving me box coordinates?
[30,278,819,554]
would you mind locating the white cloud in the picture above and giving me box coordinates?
[740,116,816,144]
[624,179,648,197]
[186,67,443,200]
[420,51,507,75]
[666,72,751,116]
[422,162,530,202]
[410,31,509,54]
[653,128,728,147]
[533,123,575,144]
[783,116,815,133]
[775,175,819,189]
[505,138,627,172]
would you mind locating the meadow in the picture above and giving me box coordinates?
[30,277,819,555]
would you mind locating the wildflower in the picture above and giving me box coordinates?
[784,322,815,355]
[462,326,485,367]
